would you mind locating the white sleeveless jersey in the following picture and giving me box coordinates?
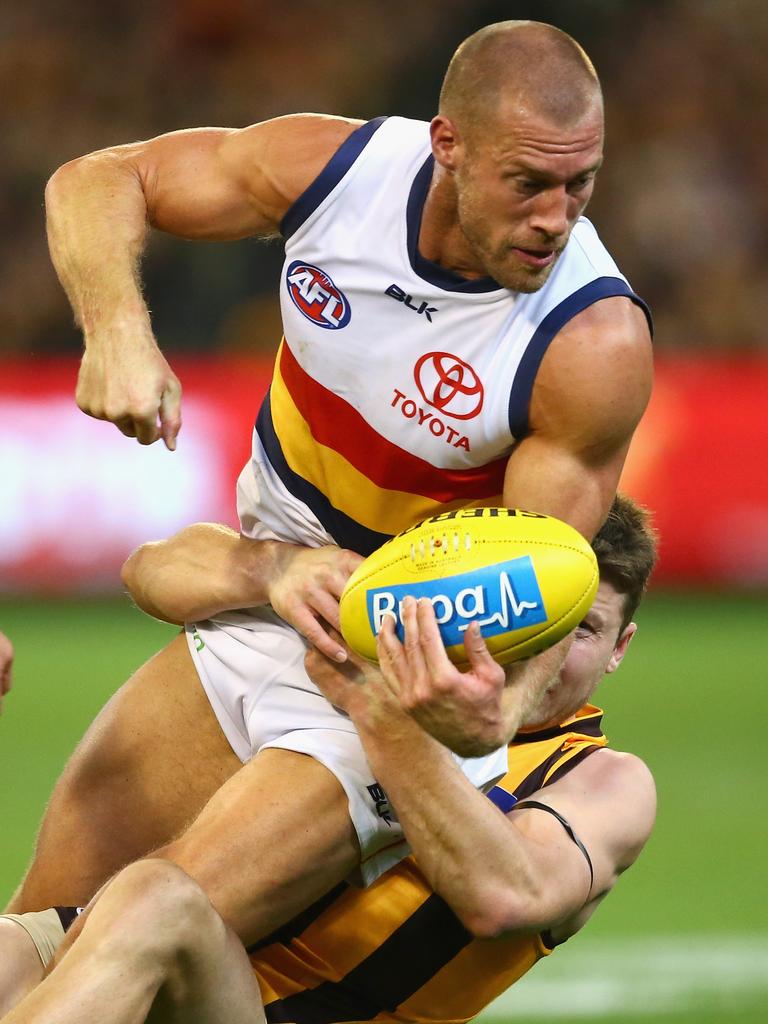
[238,116,649,554]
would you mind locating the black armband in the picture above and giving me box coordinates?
[514,799,594,893]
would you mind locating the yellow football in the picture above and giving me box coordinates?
[339,507,598,667]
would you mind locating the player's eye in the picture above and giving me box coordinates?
[512,178,543,195]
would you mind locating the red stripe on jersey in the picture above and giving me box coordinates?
[278,342,507,502]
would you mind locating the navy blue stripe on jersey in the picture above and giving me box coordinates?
[545,744,602,786]
[488,743,603,823]
[263,894,472,1023]
[507,277,653,439]
[255,393,391,555]
[406,156,502,293]
[281,117,388,239]
[516,743,603,803]
[515,711,604,745]
[487,785,518,812]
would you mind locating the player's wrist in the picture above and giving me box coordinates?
[262,541,307,601]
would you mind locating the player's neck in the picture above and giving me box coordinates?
[419,170,487,280]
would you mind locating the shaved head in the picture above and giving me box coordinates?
[440,21,602,141]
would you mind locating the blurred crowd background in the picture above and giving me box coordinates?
[3,0,768,357]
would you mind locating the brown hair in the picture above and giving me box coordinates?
[592,494,658,630]
[439,21,601,142]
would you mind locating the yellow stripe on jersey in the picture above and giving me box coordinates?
[269,351,476,534]
[256,866,432,1005]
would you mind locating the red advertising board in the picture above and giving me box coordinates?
[619,356,767,586]
[0,355,765,591]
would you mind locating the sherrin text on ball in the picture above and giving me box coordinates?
[339,508,599,666]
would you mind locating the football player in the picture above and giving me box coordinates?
[0,496,657,1024]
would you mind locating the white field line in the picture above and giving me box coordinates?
[477,935,768,1019]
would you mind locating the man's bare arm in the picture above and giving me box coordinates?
[122,524,362,661]
[308,610,655,938]
[503,296,653,539]
[45,114,362,448]
[364,724,654,938]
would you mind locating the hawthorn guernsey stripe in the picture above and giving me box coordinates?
[237,115,650,552]
[264,896,473,1023]
[253,705,608,1023]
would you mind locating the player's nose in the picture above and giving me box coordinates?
[528,186,570,240]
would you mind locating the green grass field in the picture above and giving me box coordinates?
[1,593,766,1022]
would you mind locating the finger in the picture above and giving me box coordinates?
[376,616,409,693]
[114,416,139,438]
[292,608,348,662]
[307,590,343,631]
[463,620,499,674]
[327,626,367,670]
[303,648,343,698]
[401,596,425,663]
[134,414,162,446]
[160,381,182,452]
[414,597,452,678]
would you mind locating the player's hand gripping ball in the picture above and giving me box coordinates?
[339,508,598,667]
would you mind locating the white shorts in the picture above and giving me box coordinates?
[186,608,508,886]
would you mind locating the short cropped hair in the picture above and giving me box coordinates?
[592,494,658,630]
[439,21,601,140]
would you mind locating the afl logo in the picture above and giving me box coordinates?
[286,260,351,329]
[414,351,484,420]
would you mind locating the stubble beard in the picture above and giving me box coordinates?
[457,191,562,294]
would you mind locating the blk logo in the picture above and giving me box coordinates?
[385,283,438,322]
[366,783,394,825]
[286,261,351,329]
[414,351,484,420]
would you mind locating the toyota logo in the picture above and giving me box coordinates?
[414,351,485,420]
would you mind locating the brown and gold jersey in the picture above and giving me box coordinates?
[250,704,607,1024]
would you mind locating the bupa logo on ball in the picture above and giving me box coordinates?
[366,555,548,647]
[286,260,351,329]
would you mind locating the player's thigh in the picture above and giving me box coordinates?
[10,633,240,912]
[156,747,360,945]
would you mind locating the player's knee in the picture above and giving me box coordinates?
[109,860,223,963]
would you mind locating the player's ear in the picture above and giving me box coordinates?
[605,622,637,674]
[430,115,463,171]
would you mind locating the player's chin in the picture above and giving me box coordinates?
[494,254,558,293]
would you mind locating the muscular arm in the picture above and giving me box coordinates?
[308,612,655,939]
[45,114,362,446]
[122,523,362,661]
[503,296,653,539]
[362,722,655,939]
